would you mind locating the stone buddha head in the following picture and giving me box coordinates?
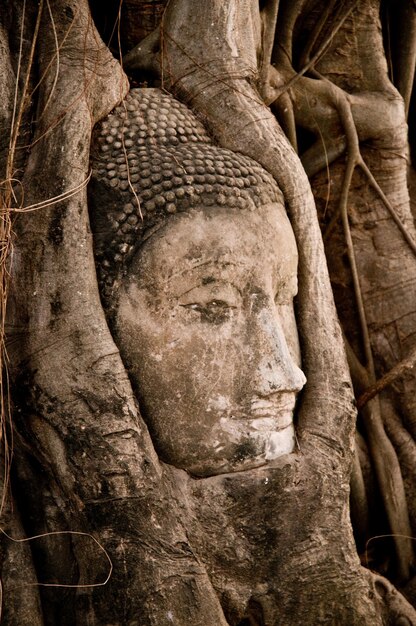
[89,88,306,477]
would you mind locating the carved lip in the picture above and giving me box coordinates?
[249,395,296,425]
[226,394,297,427]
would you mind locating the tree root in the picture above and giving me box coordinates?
[345,338,414,581]
[383,402,416,519]
[391,0,416,119]
[123,27,161,76]
[270,0,359,100]
[269,73,298,151]
[358,345,416,410]
[350,438,370,548]
[369,570,416,625]
[258,0,280,99]
[288,63,416,581]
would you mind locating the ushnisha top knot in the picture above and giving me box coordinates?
[89,88,283,305]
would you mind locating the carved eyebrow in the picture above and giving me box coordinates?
[175,279,243,300]
[166,260,219,281]
[165,260,239,282]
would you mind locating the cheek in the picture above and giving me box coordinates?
[115,295,245,404]
[139,317,243,393]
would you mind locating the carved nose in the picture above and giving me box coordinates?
[251,307,306,397]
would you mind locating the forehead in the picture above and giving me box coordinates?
[130,203,298,283]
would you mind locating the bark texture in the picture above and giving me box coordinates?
[1,0,416,624]
[5,1,227,624]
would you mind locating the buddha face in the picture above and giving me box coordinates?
[114,202,306,476]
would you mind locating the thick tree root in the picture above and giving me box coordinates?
[345,338,414,581]
[370,571,416,625]
[358,345,416,410]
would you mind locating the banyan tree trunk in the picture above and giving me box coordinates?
[1,0,416,624]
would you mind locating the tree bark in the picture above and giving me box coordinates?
[2,0,416,623]
[6,1,228,624]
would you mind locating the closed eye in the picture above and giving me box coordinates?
[180,300,235,324]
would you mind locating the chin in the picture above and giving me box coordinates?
[173,426,296,478]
